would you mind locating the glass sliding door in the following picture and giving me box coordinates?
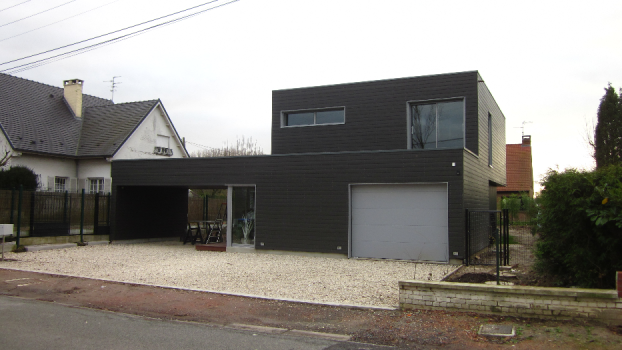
[231,186,255,246]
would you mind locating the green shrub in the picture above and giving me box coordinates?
[0,166,38,190]
[535,165,622,288]
[501,194,521,221]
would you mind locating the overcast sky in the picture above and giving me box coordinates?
[2,0,622,192]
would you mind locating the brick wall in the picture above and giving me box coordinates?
[399,280,622,325]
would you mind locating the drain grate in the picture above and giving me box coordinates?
[478,324,515,337]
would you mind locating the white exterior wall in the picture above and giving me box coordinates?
[0,130,12,169]
[113,104,187,160]
[10,154,77,191]
[77,159,111,178]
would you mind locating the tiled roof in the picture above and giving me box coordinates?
[78,100,158,157]
[500,143,533,193]
[0,73,157,158]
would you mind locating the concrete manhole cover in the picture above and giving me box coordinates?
[478,324,515,337]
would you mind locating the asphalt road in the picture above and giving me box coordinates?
[0,296,390,350]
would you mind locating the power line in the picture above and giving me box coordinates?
[0,0,32,13]
[1,0,219,66]
[0,0,121,43]
[0,0,77,28]
[185,141,217,150]
[0,0,239,74]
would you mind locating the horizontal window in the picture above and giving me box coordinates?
[282,108,345,127]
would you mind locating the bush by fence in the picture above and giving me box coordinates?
[535,165,622,289]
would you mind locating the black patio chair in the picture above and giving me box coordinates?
[183,221,201,245]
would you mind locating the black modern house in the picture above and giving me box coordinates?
[111,71,506,263]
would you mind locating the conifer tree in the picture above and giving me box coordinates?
[594,84,622,168]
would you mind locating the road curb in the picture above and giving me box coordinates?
[228,323,288,334]
[228,323,352,342]
[288,329,352,341]
[0,267,399,311]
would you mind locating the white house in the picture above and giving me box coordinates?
[0,74,188,192]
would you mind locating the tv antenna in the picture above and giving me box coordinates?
[104,76,121,102]
[514,121,532,136]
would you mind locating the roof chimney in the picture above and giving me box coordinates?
[63,79,84,118]
[522,135,531,147]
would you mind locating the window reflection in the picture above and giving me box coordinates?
[412,100,463,149]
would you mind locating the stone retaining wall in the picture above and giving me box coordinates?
[399,280,622,325]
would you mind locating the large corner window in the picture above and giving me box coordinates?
[282,108,345,127]
[410,100,464,149]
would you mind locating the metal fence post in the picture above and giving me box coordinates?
[29,191,35,236]
[106,193,111,226]
[16,185,23,248]
[495,227,500,285]
[94,192,100,236]
[79,189,85,244]
[10,188,15,224]
[465,209,470,266]
[503,208,510,265]
[63,191,68,224]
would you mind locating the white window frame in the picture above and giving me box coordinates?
[89,178,105,194]
[280,107,346,127]
[54,177,67,192]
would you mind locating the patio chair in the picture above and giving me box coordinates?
[183,221,202,245]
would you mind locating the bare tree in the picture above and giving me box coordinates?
[190,136,264,158]
[412,105,436,149]
[0,148,11,167]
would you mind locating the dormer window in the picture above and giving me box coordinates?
[282,107,345,127]
[408,99,464,149]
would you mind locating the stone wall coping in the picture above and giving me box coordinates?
[399,280,619,299]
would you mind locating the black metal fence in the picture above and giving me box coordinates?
[466,209,509,266]
[0,188,111,240]
[466,208,538,266]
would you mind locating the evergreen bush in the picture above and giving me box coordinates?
[0,166,38,190]
[535,165,622,288]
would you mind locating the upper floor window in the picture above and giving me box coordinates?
[410,99,464,149]
[282,108,345,127]
[157,135,170,148]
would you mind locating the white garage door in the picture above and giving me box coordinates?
[351,184,448,262]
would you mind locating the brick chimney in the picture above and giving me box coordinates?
[522,135,531,147]
[63,79,84,118]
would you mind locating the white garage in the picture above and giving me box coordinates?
[350,183,448,262]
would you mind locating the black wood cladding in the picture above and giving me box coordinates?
[112,150,465,254]
[111,71,507,259]
[272,71,479,155]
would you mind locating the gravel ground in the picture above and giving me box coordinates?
[0,241,459,308]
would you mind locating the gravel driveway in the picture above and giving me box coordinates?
[0,241,459,308]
